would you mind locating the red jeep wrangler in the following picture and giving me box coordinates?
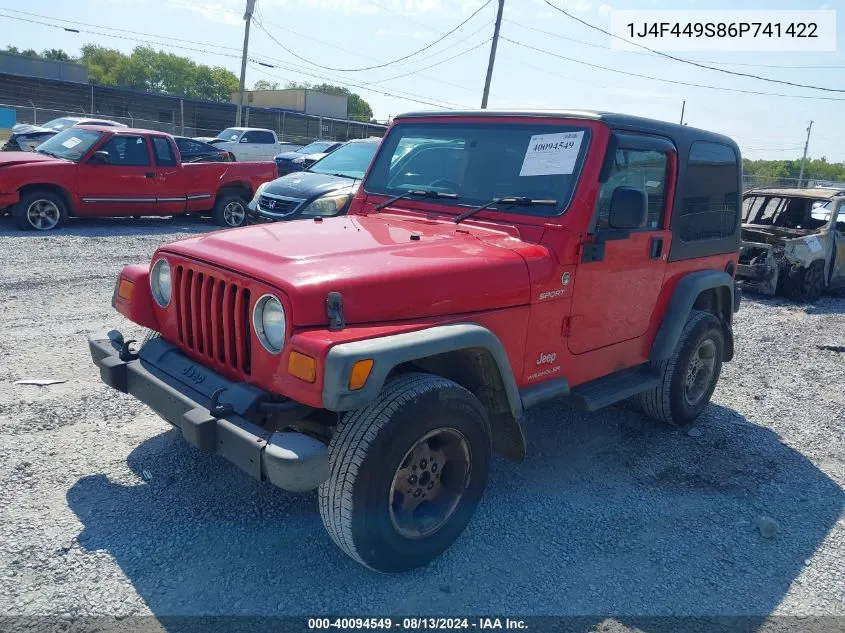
[89,110,742,573]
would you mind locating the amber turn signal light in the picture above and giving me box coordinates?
[349,359,374,391]
[117,278,134,301]
[288,351,317,383]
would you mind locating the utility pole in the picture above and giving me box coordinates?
[798,120,813,188]
[480,0,505,109]
[236,0,257,127]
[679,100,685,125]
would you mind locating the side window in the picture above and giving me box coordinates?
[243,131,275,144]
[758,197,786,225]
[677,141,739,241]
[99,135,150,166]
[183,140,206,153]
[152,137,177,166]
[742,196,765,222]
[596,149,669,230]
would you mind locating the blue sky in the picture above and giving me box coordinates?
[1,0,843,161]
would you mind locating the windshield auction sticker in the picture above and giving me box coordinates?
[519,131,584,177]
[61,137,82,149]
[609,10,836,52]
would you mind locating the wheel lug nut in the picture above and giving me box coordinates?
[420,459,427,469]
[408,475,417,484]
[414,489,422,497]
[431,463,438,473]
[427,482,434,490]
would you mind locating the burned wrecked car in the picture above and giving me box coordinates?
[737,188,845,302]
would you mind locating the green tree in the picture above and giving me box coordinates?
[253,79,281,90]
[41,49,73,61]
[286,81,373,121]
[743,157,845,182]
[77,45,239,102]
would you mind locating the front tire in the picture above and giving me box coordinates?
[318,373,492,573]
[640,310,724,425]
[13,190,68,231]
[211,193,249,228]
[788,260,825,303]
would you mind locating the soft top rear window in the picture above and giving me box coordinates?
[363,121,591,217]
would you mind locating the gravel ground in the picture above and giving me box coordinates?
[0,216,843,626]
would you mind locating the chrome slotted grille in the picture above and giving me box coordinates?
[258,194,303,216]
[172,264,251,376]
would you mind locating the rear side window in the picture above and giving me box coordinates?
[152,137,177,166]
[677,141,739,241]
[243,130,275,144]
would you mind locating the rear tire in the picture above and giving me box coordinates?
[639,310,724,426]
[13,190,68,231]
[211,193,249,228]
[787,260,825,303]
[318,373,491,573]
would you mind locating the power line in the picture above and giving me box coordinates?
[0,11,253,62]
[358,0,438,28]
[247,62,464,109]
[502,18,845,70]
[254,18,494,95]
[252,0,492,72]
[540,0,845,93]
[500,37,845,102]
[369,38,491,84]
[0,10,466,112]
[0,7,483,100]
[0,7,245,53]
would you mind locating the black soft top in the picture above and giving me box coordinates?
[394,109,739,155]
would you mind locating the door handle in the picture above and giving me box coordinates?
[649,236,664,259]
[145,172,155,179]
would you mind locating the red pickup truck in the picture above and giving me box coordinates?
[0,126,277,231]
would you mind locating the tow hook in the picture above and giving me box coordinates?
[118,339,139,362]
[209,388,234,418]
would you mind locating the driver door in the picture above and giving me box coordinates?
[568,135,676,354]
[76,134,157,216]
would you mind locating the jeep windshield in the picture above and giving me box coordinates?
[34,128,104,162]
[363,121,591,217]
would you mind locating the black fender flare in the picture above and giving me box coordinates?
[322,323,528,458]
[323,323,523,418]
[650,270,736,362]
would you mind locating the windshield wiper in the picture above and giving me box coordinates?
[35,150,60,159]
[374,189,458,211]
[454,197,557,224]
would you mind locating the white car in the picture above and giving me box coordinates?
[3,117,127,152]
[200,127,302,161]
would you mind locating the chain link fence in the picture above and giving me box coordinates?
[0,73,386,144]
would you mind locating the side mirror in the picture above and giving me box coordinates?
[89,151,111,165]
[608,186,647,230]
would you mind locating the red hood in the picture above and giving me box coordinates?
[160,214,532,326]
[0,152,68,167]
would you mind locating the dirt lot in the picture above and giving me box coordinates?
[0,216,843,625]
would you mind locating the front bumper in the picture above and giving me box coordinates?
[88,330,328,492]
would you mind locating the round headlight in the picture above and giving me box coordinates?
[150,259,171,307]
[253,294,286,353]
